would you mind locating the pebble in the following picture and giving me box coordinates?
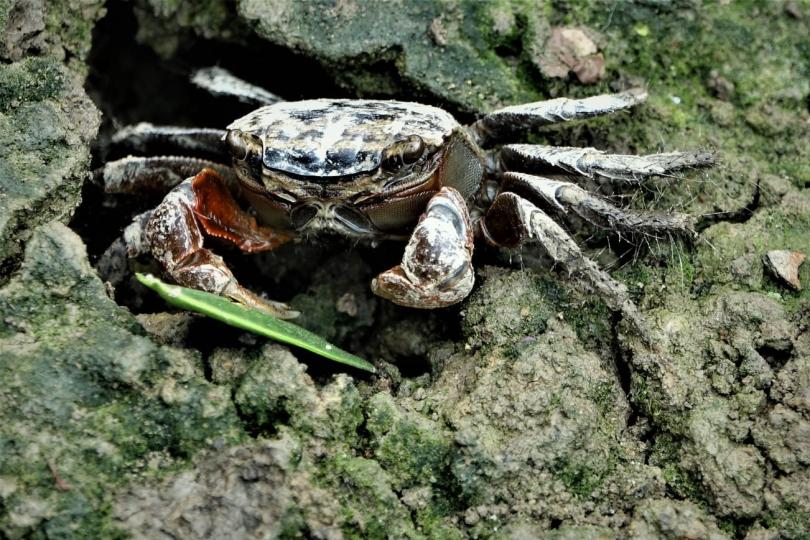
[763,250,806,290]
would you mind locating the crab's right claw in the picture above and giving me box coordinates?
[372,187,474,309]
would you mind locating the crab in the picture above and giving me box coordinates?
[98,67,713,338]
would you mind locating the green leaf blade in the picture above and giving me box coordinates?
[135,273,375,372]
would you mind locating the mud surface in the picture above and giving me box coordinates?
[1,1,809,538]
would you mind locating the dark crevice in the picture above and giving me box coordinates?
[200,353,214,384]
[353,412,376,458]
[610,311,637,426]
[295,346,379,384]
[87,2,348,131]
[237,411,286,440]
[0,252,23,289]
[396,353,433,379]
[233,393,290,440]
[183,318,231,384]
[741,432,756,448]
[755,342,793,370]
[696,177,761,232]
[718,516,758,540]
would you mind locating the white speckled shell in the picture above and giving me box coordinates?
[227,99,460,178]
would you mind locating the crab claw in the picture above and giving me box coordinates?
[139,168,297,319]
[372,187,474,309]
[223,281,300,319]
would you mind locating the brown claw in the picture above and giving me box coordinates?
[144,168,295,319]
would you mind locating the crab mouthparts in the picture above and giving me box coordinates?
[290,202,374,235]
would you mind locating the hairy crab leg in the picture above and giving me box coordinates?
[97,155,237,195]
[111,123,229,161]
[478,191,651,343]
[97,210,153,288]
[191,66,283,106]
[372,187,475,309]
[469,89,647,146]
[141,168,296,318]
[500,144,715,182]
[501,172,695,238]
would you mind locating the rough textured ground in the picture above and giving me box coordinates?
[1,1,809,538]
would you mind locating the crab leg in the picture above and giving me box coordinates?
[97,156,237,195]
[372,187,475,309]
[191,66,283,105]
[142,168,296,318]
[97,210,153,288]
[111,123,229,161]
[478,192,650,342]
[501,172,695,238]
[500,144,715,182]
[470,89,647,146]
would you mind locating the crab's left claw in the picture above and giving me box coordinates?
[372,187,474,309]
[141,168,297,318]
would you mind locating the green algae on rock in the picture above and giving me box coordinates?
[112,342,444,539]
[0,57,100,279]
[0,223,245,537]
[0,0,104,279]
[2,0,810,538]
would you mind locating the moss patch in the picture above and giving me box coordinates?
[0,224,246,537]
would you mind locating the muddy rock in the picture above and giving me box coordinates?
[627,498,726,540]
[763,250,806,291]
[233,343,364,441]
[0,0,103,277]
[0,223,245,537]
[530,26,606,84]
[1,0,47,62]
[3,1,810,538]
[461,267,555,349]
[428,268,664,532]
[627,288,809,530]
[114,433,343,540]
[135,311,197,346]
[1,0,103,63]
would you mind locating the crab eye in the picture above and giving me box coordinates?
[226,129,262,161]
[381,135,425,170]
